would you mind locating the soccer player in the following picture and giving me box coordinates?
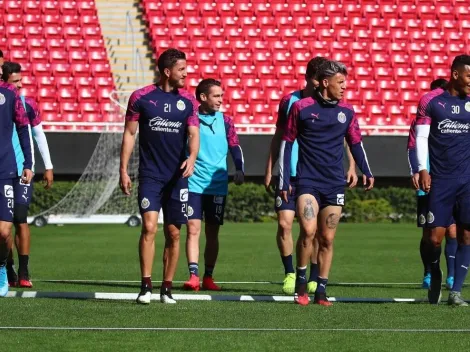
[119,48,200,304]
[0,78,34,297]
[1,62,54,288]
[264,57,358,295]
[407,78,457,290]
[280,60,374,306]
[183,79,244,291]
[416,55,470,306]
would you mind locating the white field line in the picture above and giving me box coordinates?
[5,291,440,303]
[0,326,470,333]
[36,279,438,286]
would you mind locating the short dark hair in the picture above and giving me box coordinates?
[157,48,186,73]
[451,55,470,72]
[316,60,348,81]
[196,79,221,102]
[0,50,3,58]
[430,78,448,91]
[1,61,21,82]
[306,56,328,79]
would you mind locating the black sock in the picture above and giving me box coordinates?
[0,242,8,268]
[204,265,214,278]
[281,254,295,275]
[309,263,319,283]
[420,238,431,275]
[18,255,29,276]
[429,244,442,272]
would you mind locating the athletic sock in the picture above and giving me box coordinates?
[452,244,470,292]
[188,262,199,277]
[295,266,308,295]
[316,277,328,294]
[309,263,319,283]
[428,243,442,273]
[141,276,152,292]
[420,237,431,275]
[162,280,172,291]
[204,265,214,278]
[281,254,295,275]
[18,255,29,277]
[445,238,458,278]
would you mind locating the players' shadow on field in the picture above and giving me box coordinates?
[45,280,138,289]
[328,283,426,290]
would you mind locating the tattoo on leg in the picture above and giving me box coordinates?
[303,199,315,220]
[326,213,340,229]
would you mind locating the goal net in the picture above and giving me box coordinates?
[29,91,163,226]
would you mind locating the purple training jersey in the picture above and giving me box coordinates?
[0,82,33,180]
[126,84,199,181]
[24,97,42,127]
[280,95,372,190]
[415,89,470,178]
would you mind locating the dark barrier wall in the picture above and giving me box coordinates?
[37,133,410,177]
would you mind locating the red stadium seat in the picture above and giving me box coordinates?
[55,77,74,88]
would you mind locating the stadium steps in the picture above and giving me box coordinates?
[94,0,156,91]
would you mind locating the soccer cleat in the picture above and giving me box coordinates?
[307,281,318,294]
[19,278,33,288]
[294,292,309,306]
[202,276,221,291]
[0,266,9,297]
[448,291,468,307]
[428,269,443,304]
[7,265,18,288]
[314,292,333,307]
[183,274,200,291]
[446,276,454,290]
[282,273,296,294]
[160,286,176,304]
[422,273,431,289]
[136,289,152,304]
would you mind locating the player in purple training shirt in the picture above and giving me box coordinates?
[119,48,200,305]
[416,54,470,306]
[0,80,34,297]
[279,60,374,306]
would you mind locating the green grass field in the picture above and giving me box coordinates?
[2,223,470,351]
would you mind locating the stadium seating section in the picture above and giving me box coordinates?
[0,0,116,131]
[2,1,470,133]
[142,0,470,133]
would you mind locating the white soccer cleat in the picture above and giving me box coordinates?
[136,291,151,305]
[160,293,177,304]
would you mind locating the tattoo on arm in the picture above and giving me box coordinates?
[303,199,315,220]
[326,213,340,229]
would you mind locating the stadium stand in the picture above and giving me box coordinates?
[2,0,470,134]
[142,0,470,133]
[0,0,116,131]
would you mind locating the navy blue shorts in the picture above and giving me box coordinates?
[0,178,15,222]
[188,192,226,225]
[14,177,34,207]
[138,176,188,225]
[296,184,345,209]
[274,177,297,212]
[426,177,470,228]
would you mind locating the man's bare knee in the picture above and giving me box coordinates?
[165,226,181,242]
